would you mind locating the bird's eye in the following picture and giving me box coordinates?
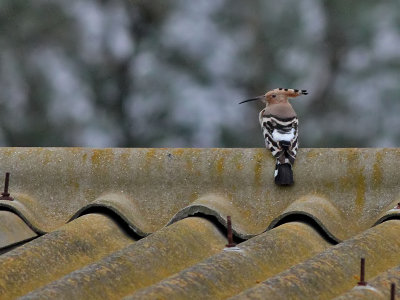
[272,95,276,98]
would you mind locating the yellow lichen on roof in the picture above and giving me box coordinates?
[0,148,399,299]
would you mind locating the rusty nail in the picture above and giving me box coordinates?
[391,283,396,300]
[226,216,236,248]
[357,257,367,286]
[0,172,13,201]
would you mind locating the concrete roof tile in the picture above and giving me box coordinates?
[125,221,332,300]
[0,148,399,241]
[0,213,134,299]
[0,148,399,299]
[0,148,400,241]
[334,265,400,300]
[0,211,37,250]
[20,217,226,300]
[232,220,400,300]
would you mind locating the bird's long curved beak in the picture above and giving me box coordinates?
[238,95,264,104]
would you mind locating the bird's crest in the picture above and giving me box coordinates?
[267,88,308,97]
[239,88,308,104]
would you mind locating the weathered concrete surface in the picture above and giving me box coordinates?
[0,213,134,300]
[0,211,37,250]
[333,265,400,300]
[0,148,399,240]
[126,222,332,300]
[232,220,400,300]
[20,217,226,300]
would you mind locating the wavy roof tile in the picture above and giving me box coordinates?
[0,213,134,299]
[125,221,332,300]
[0,211,36,251]
[0,148,399,299]
[21,217,226,299]
[334,265,400,299]
[232,220,400,299]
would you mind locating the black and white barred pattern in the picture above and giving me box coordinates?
[259,110,298,165]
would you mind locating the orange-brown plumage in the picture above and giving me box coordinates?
[239,88,308,186]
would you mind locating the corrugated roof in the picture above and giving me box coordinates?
[0,213,134,299]
[232,220,400,299]
[0,148,399,299]
[334,265,400,299]
[125,221,332,300]
[20,217,226,299]
[0,211,36,251]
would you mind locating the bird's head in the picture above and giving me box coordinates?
[239,88,308,105]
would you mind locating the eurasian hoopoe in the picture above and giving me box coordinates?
[239,88,308,186]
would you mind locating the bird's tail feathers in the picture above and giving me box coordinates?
[275,163,294,186]
[279,140,291,150]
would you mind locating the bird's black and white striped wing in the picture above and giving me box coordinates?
[259,110,298,162]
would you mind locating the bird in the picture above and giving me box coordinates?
[239,88,308,186]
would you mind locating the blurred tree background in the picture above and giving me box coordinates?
[0,0,399,147]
